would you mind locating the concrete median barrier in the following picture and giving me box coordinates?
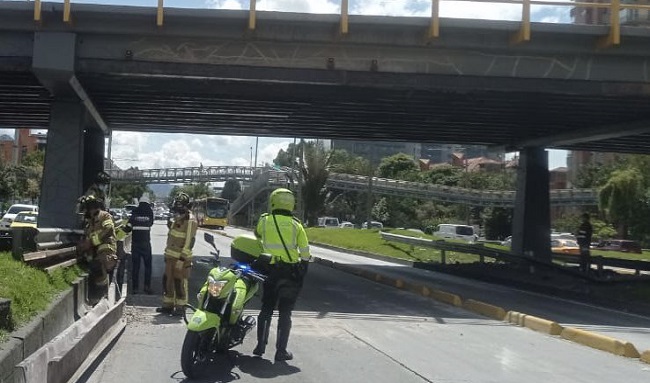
[560,327,641,358]
[506,311,563,336]
[462,299,507,320]
[429,289,463,307]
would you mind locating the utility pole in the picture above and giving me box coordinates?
[254,136,259,169]
[106,131,113,209]
[366,152,375,229]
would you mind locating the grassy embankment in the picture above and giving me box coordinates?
[0,252,81,342]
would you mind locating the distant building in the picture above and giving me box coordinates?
[567,151,619,187]
[420,143,503,166]
[572,1,650,26]
[0,129,46,165]
[549,167,568,189]
[330,140,421,164]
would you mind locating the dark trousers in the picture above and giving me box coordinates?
[257,268,301,351]
[132,242,152,290]
[579,246,591,273]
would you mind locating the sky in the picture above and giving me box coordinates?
[1,0,572,170]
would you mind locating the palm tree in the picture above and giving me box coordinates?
[599,168,644,238]
[300,142,332,227]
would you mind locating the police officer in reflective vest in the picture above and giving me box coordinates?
[253,188,310,362]
[123,194,154,294]
[77,195,118,298]
[157,192,197,316]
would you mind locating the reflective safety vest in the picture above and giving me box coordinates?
[255,213,310,264]
[86,210,117,256]
[165,213,198,259]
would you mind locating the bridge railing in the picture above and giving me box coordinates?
[33,0,647,49]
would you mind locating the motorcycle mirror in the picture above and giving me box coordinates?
[204,232,215,246]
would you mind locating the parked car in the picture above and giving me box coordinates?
[339,221,354,228]
[0,204,38,230]
[317,217,340,228]
[361,221,384,229]
[9,211,38,229]
[551,238,580,255]
[594,240,643,254]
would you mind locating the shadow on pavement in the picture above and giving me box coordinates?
[170,351,300,383]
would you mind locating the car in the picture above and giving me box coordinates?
[124,204,138,217]
[0,204,38,230]
[433,224,477,243]
[9,211,38,229]
[551,238,580,255]
[361,221,384,229]
[501,236,512,247]
[594,239,643,254]
[317,217,340,228]
[339,221,354,228]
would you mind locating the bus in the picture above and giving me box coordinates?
[193,197,229,229]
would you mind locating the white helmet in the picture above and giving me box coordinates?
[139,194,151,204]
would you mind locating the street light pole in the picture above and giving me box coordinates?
[254,137,259,169]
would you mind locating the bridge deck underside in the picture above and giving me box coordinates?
[3,68,650,153]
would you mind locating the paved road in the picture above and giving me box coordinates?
[223,226,650,353]
[81,223,650,383]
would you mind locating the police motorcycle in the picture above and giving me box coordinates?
[181,233,270,379]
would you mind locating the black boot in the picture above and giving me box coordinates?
[253,317,271,356]
[274,325,293,362]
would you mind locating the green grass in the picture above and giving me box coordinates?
[305,228,480,264]
[0,252,81,342]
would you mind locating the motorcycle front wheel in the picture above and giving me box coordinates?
[181,330,210,379]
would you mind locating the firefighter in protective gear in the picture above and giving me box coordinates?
[122,194,154,294]
[77,195,118,300]
[253,188,310,362]
[157,192,197,316]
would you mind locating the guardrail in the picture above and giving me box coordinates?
[381,232,650,280]
[30,0,646,49]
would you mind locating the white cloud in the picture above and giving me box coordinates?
[205,0,245,10]
[258,139,293,166]
[256,0,339,13]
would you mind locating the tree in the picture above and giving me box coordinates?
[167,183,214,203]
[111,183,151,207]
[274,141,309,168]
[329,150,370,175]
[599,168,645,238]
[221,179,242,202]
[300,142,332,227]
[371,197,390,223]
[377,153,419,180]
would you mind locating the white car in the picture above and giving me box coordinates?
[339,221,354,228]
[0,204,38,230]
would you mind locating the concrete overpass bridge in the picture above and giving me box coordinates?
[4,1,650,261]
[108,166,255,184]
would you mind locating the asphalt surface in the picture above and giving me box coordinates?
[223,226,650,353]
[81,223,650,383]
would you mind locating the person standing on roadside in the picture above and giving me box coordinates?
[576,213,593,274]
[123,194,155,294]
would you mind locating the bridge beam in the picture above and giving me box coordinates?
[32,32,108,134]
[511,147,551,263]
[39,100,88,229]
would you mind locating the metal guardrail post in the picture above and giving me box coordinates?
[63,0,72,23]
[429,0,439,38]
[157,0,164,27]
[34,0,42,22]
[441,249,446,264]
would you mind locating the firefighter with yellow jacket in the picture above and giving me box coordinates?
[157,192,197,316]
[77,195,118,298]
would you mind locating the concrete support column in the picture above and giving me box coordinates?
[39,100,86,229]
[511,147,551,263]
[83,127,105,193]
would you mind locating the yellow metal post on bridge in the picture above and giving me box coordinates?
[511,0,531,44]
[429,0,440,39]
[157,0,164,27]
[340,0,349,35]
[249,0,256,30]
[33,0,42,22]
[599,0,620,48]
[63,0,72,24]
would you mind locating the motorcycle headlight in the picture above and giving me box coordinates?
[207,276,227,297]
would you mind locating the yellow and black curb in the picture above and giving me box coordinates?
[312,256,650,364]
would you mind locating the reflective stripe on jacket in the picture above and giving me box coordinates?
[165,213,198,259]
[86,210,117,256]
[255,213,310,264]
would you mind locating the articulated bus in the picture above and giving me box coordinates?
[193,197,229,229]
